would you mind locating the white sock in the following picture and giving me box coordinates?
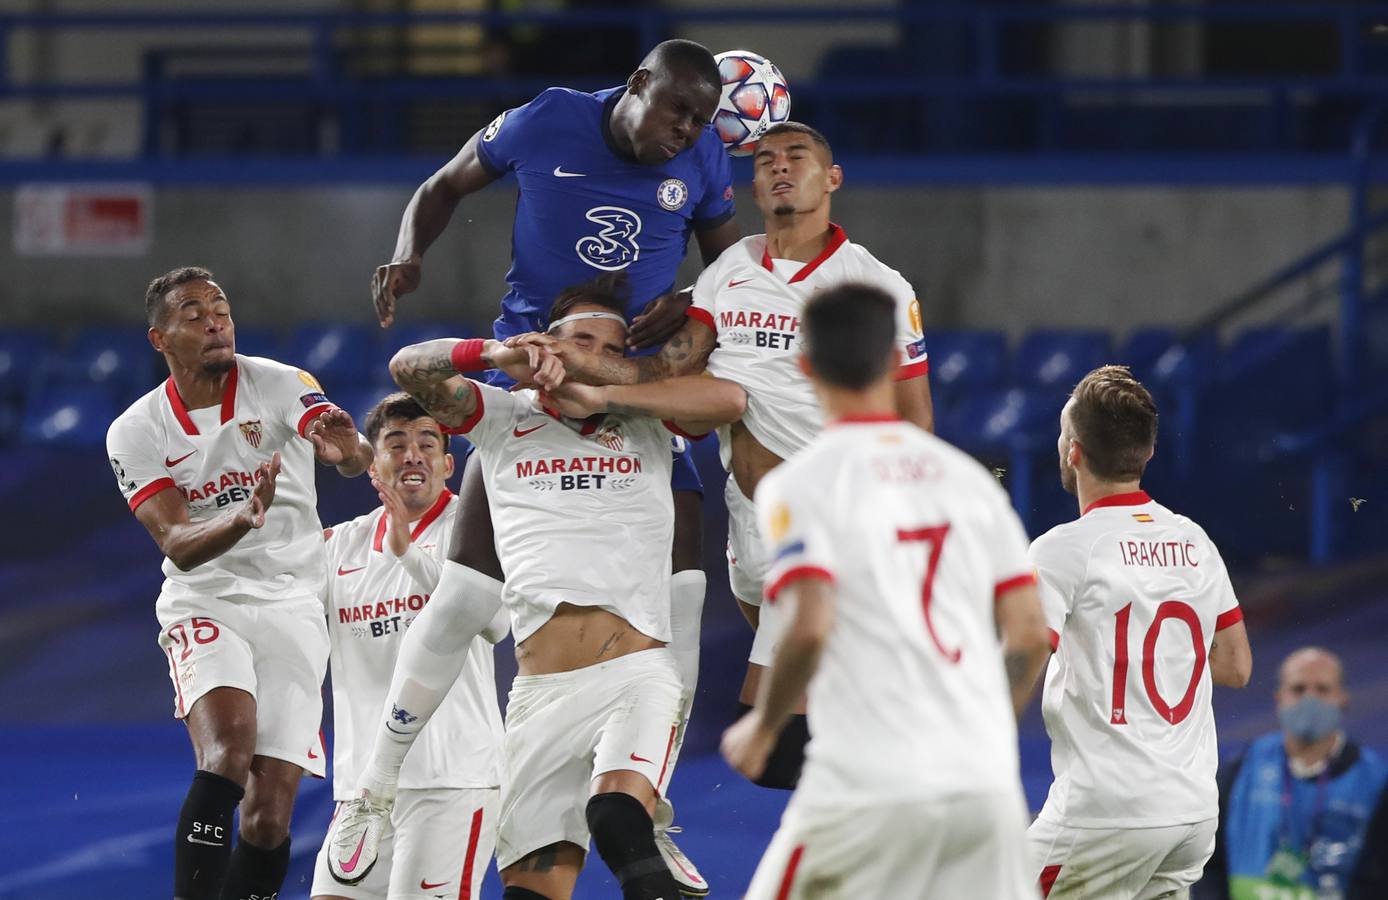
[358,563,503,798]
[662,569,706,796]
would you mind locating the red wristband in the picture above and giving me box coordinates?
[449,338,487,373]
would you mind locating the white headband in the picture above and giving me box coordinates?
[546,311,628,333]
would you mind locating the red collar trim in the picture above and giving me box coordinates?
[164,362,238,436]
[828,413,901,427]
[1082,490,1152,516]
[373,488,454,552]
[760,223,848,284]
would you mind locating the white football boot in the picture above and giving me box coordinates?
[326,788,394,884]
[654,798,709,897]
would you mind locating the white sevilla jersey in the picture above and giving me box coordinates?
[1029,491,1244,828]
[756,416,1036,805]
[107,355,336,615]
[453,383,680,644]
[689,226,928,464]
[323,492,503,797]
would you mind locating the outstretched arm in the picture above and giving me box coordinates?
[388,338,560,430]
[512,317,717,387]
[373,131,501,327]
[545,375,747,435]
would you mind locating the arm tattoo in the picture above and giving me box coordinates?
[515,843,559,873]
[647,325,714,381]
[390,341,477,429]
[391,344,456,392]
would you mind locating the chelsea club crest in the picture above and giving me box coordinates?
[657,178,688,211]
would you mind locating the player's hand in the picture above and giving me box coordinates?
[720,708,778,782]
[372,259,422,328]
[628,289,692,351]
[237,452,281,530]
[373,477,413,557]
[308,407,361,466]
[488,340,565,390]
[540,382,606,419]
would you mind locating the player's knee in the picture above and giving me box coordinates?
[236,802,291,849]
[195,737,254,782]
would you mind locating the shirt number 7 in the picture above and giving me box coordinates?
[897,524,959,663]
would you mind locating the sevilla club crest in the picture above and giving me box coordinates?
[239,420,263,449]
[595,421,625,452]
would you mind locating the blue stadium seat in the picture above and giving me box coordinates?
[285,323,376,390]
[1012,329,1111,391]
[937,387,1061,451]
[231,326,282,360]
[21,389,118,447]
[0,329,56,401]
[331,387,390,436]
[47,327,162,404]
[924,329,1008,392]
[1118,328,1216,387]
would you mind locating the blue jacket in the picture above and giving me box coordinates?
[1195,733,1388,899]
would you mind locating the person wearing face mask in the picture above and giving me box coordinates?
[1196,647,1388,900]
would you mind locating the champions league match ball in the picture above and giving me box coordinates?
[713,50,791,156]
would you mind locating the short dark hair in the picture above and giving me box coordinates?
[761,121,833,160]
[547,273,630,327]
[801,283,896,390]
[145,265,215,327]
[363,391,449,448]
[641,39,721,94]
[1068,365,1158,482]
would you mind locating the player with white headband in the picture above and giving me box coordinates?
[329,274,746,900]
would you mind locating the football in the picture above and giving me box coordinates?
[713,49,792,156]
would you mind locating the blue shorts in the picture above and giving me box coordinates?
[475,368,703,496]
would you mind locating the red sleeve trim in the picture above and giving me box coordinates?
[894,358,929,381]
[662,419,709,441]
[129,477,176,512]
[994,571,1037,599]
[1047,628,1060,653]
[440,381,485,435]
[686,306,716,333]
[764,565,834,604]
[297,402,337,438]
[1215,606,1244,631]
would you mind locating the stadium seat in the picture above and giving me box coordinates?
[937,387,1061,452]
[1118,328,1216,387]
[231,326,282,360]
[21,388,118,447]
[924,329,1008,392]
[46,327,162,404]
[285,323,376,390]
[1012,329,1111,391]
[0,329,56,401]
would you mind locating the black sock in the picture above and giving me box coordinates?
[737,702,809,790]
[586,792,680,900]
[502,888,554,900]
[174,770,244,900]
[218,836,290,900]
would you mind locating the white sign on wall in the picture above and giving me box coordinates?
[14,183,152,256]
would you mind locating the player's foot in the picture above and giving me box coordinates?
[326,789,393,885]
[654,800,708,897]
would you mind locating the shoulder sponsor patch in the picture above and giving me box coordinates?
[483,110,506,142]
[723,184,735,202]
[908,299,923,336]
[300,391,330,408]
[906,337,927,360]
[298,370,323,391]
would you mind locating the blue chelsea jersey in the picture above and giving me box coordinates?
[475,86,736,341]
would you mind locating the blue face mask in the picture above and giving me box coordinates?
[1279,696,1342,743]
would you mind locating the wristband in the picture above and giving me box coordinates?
[449,338,487,373]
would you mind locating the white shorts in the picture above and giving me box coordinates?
[310,787,499,900]
[725,475,767,608]
[495,648,683,871]
[156,594,329,777]
[747,790,1036,900]
[1026,816,1217,900]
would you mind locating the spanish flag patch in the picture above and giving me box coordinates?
[1132,513,1154,523]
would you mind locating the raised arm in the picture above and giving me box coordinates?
[134,453,282,572]
[373,131,501,327]
[388,337,558,429]
[545,375,747,436]
[995,580,1052,716]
